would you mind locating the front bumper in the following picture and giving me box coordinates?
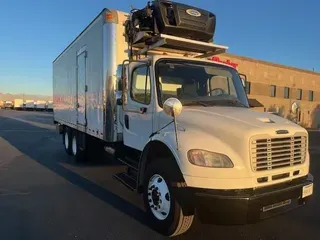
[177,174,313,225]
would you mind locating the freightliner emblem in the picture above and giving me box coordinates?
[276,130,289,134]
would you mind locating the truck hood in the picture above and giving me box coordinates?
[166,106,308,181]
[177,106,305,138]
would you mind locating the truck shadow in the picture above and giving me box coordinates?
[0,116,151,231]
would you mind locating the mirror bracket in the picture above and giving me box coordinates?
[163,98,183,150]
[116,98,123,106]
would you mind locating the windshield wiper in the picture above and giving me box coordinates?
[182,100,209,107]
[181,98,247,108]
[217,98,247,107]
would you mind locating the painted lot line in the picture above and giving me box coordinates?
[4,116,56,131]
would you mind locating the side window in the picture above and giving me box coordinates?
[131,66,151,105]
[309,90,314,101]
[297,89,302,100]
[270,85,276,97]
[284,87,290,99]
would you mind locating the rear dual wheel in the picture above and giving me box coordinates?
[63,128,72,155]
[71,133,86,162]
[63,127,86,162]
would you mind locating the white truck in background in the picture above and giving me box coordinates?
[35,100,46,111]
[46,101,53,111]
[4,101,14,109]
[25,100,35,110]
[14,99,24,110]
[53,1,313,237]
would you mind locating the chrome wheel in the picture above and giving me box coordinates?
[147,174,171,221]
[64,132,69,150]
[72,136,77,156]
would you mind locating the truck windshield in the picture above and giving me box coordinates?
[156,60,249,108]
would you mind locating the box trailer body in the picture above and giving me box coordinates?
[53,9,126,141]
[53,3,313,237]
[14,99,24,109]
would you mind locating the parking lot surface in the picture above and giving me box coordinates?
[0,109,319,240]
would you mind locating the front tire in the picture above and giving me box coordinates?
[143,161,194,237]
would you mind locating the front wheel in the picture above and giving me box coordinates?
[143,161,194,237]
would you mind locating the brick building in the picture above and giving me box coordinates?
[214,53,320,128]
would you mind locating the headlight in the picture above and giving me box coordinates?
[187,149,234,168]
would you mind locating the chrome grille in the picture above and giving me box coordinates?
[251,135,307,171]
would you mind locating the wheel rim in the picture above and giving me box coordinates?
[64,132,69,150]
[147,174,171,221]
[72,136,77,155]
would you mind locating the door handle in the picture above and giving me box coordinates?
[140,107,147,114]
[125,115,129,129]
[76,103,80,108]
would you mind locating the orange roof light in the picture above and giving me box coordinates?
[106,13,113,20]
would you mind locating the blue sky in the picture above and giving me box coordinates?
[0,0,319,95]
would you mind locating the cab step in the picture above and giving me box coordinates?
[113,172,137,191]
[117,156,139,171]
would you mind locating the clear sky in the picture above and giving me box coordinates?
[0,0,319,95]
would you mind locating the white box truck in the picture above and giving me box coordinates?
[46,101,53,111]
[53,1,313,237]
[36,100,46,111]
[4,101,14,109]
[25,100,35,110]
[14,99,24,110]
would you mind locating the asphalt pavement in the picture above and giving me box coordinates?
[0,109,319,240]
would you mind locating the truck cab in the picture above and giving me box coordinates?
[117,51,313,235]
[114,2,313,234]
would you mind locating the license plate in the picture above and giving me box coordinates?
[302,183,313,198]
[262,199,292,212]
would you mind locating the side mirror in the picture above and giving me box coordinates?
[163,98,183,117]
[291,101,300,115]
[239,73,247,88]
[241,79,246,88]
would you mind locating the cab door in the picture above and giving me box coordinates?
[122,62,154,151]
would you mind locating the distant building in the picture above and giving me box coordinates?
[213,53,320,128]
